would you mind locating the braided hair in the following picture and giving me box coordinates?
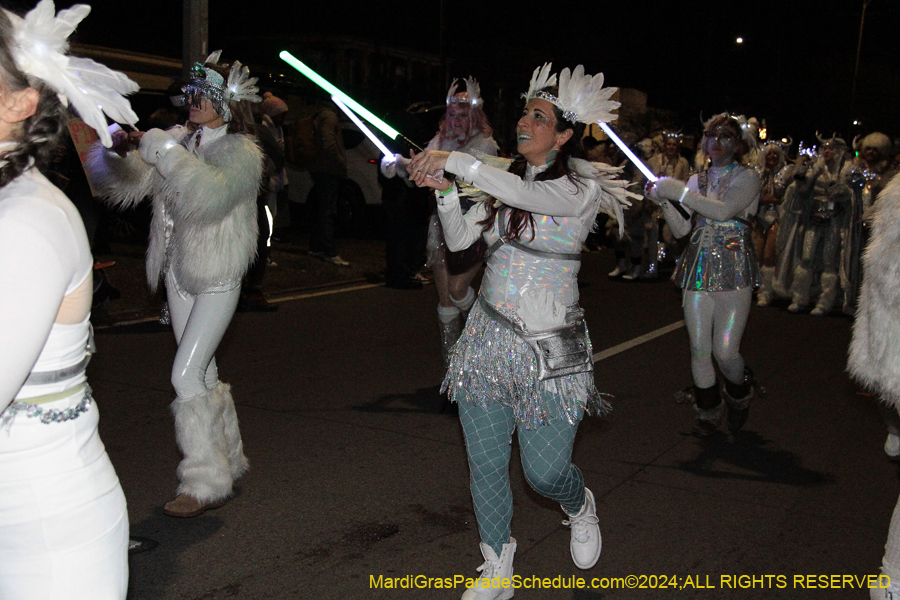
[0,9,68,189]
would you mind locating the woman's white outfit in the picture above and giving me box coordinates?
[0,169,128,599]
[89,124,263,504]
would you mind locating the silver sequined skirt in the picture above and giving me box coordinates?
[673,218,760,292]
[441,300,608,429]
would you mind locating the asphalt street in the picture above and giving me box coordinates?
[90,250,892,600]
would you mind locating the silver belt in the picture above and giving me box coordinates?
[23,325,95,386]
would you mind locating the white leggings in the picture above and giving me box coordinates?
[166,271,241,398]
[683,288,752,389]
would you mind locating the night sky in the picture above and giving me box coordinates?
[14,0,900,143]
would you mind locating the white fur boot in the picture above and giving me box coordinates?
[171,388,233,504]
[811,272,839,316]
[217,382,249,481]
[461,538,516,600]
[788,265,813,312]
[756,266,775,306]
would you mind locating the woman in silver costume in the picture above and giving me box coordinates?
[0,2,135,597]
[753,141,787,306]
[381,78,498,365]
[786,135,852,316]
[647,114,761,435]
[408,64,633,600]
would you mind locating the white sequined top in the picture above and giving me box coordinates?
[438,152,603,312]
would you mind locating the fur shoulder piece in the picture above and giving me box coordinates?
[568,157,638,237]
[158,132,264,225]
[84,143,156,209]
[848,174,900,404]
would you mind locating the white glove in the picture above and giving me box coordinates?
[654,177,688,202]
[139,128,178,165]
[516,288,566,333]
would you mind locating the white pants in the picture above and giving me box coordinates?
[166,271,241,398]
[683,288,752,389]
[0,390,128,599]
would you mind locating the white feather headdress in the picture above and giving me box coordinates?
[446,77,483,108]
[186,51,261,122]
[523,63,619,125]
[4,0,139,147]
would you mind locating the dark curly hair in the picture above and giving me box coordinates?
[479,86,586,242]
[0,9,68,189]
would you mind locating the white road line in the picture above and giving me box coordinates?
[96,283,381,329]
[270,283,380,303]
[593,320,685,362]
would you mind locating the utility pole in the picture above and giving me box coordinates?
[849,0,873,128]
[183,0,208,80]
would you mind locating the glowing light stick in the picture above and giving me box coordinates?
[331,96,392,157]
[598,121,691,219]
[280,51,421,151]
[597,121,656,183]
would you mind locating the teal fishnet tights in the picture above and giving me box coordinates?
[459,397,585,555]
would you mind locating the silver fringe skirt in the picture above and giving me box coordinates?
[441,300,608,429]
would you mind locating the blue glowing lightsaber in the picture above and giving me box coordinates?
[598,121,690,219]
[331,96,392,157]
[280,51,421,151]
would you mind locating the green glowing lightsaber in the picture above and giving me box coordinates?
[280,51,421,151]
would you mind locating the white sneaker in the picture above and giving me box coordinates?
[563,488,601,569]
[870,578,900,599]
[461,538,516,600]
[325,255,350,267]
[886,433,900,458]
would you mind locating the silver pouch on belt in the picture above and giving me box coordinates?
[480,297,592,380]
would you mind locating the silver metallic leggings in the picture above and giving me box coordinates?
[683,288,752,389]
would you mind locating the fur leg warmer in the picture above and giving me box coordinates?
[172,387,233,503]
[218,382,249,481]
[789,265,813,311]
[757,266,775,307]
[811,272,839,316]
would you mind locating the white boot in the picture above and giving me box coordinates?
[217,382,249,481]
[622,262,642,281]
[563,488,601,569]
[756,266,775,306]
[438,304,462,368]
[871,577,900,600]
[165,389,234,517]
[811,272,839,316]
[608,257,627,278]
[788,265,813,312]
[461,538,516,600]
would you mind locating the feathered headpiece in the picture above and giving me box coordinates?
[446,77,482,108]
[3,0,139,147]
[185,50,261,122]
[522,63,619,125]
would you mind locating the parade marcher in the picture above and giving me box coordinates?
[772,146,814,299]
[608,135,651,280]
[88,51,263,518]
[408,63,634,599]
[0,1,137,596]
[848,174,900,600]
[753,141,787,306]
[787,134,852,316]
[645,132,691,279]
[382,78,499,366]
[647,114,761,435]
[843,132,899,315]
